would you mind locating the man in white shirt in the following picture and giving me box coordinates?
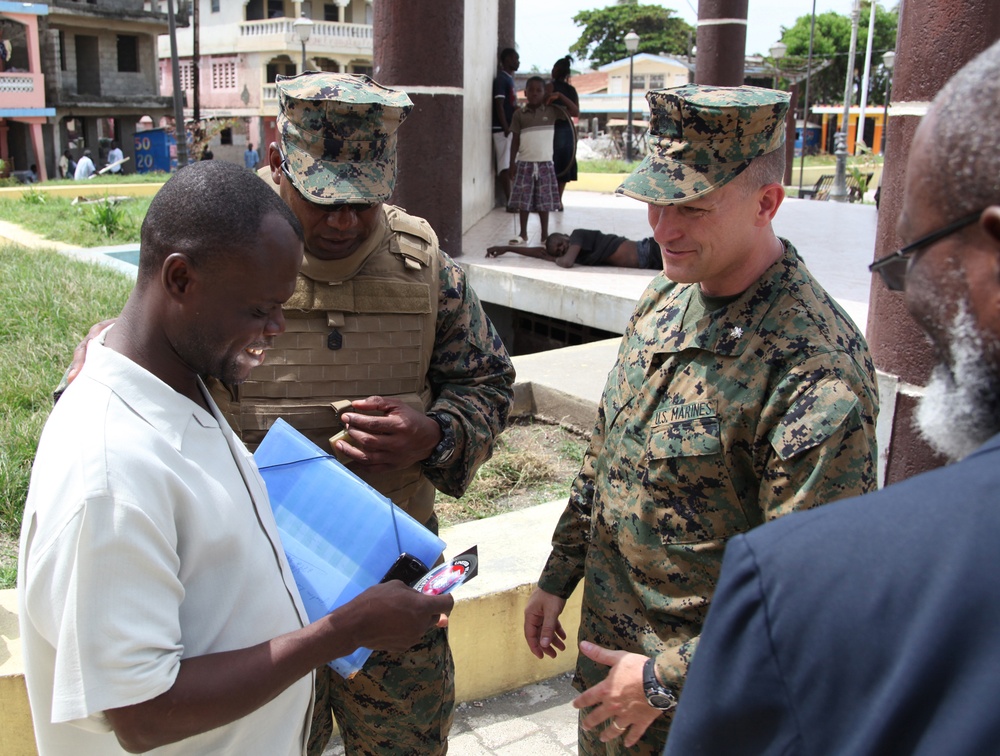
[106,141,124,173]
[18,160,453,756]
[73,149,95,180]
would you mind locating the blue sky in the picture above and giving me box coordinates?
[515,0,850,72]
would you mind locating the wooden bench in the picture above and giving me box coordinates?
[798,172,873,203]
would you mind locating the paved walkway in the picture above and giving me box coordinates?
[323,674,579,755]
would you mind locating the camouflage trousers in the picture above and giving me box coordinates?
[307,626,454,756]
[577,707,672,756]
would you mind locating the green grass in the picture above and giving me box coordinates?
[0,245,133,587]
[0,194,152,246]
[434,421,586,527]
[578,159,634,174]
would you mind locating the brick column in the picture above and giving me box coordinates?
[866,1,1000,484]
[374,0,465,255]
[695,0,747,86]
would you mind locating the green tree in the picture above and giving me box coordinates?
[570,2,693,69]
[779,2,898,109]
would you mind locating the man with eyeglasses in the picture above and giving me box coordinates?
[665,40,1000,755]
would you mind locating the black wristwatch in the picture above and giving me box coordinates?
[643,657,678,711]
[423,412,456,467]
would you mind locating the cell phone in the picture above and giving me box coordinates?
[379,552,430,588]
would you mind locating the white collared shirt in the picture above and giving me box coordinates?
[18,336,313,755]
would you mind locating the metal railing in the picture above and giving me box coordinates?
[240,18,372,49]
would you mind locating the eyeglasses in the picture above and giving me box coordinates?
[278,152,378,214]
[869,209,984,291]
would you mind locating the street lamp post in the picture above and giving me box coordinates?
[769,41,787,89]
[624,29,639,163]
[881,50,895,155]
[293,13,314,73]
[831,0,861,202]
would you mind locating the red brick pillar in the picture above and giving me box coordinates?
[374,0,465,255]
[866,1,1000,484]
[694,0,748,86]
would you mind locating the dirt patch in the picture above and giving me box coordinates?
[434,417,588,528]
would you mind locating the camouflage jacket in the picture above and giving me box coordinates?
[212,205,514,508]
[538,240,878,697]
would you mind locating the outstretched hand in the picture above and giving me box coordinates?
[523,587,567,659]
[573,642,662,747]
[485,246,509,258]
[336,396,442,472]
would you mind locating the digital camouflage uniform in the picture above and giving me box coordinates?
[537,85,880,755]
[210,73,515,756]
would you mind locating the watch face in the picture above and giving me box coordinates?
[648,692,677,711]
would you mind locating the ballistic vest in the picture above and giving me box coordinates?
[210,205,441,524]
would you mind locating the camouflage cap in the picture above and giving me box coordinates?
[276,72,413,204]
[617,84,790,204]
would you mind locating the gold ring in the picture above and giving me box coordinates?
[610,719,627,732]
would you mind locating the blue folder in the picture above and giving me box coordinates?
[254,418,445,678]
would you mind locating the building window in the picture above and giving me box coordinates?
[648,74,664,89]
[212,61,237,90]
[324,3,338,21]
[59,30,67,71]
[220,127,233,145]
[178,60,194,91]
[351,64,373,77]
[211,0,220,11]
[117,35,139,73]
[267,59,297,82]
[631,75,644,90]
[268,0,283,18]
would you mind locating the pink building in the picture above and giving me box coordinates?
[158,0,373,166]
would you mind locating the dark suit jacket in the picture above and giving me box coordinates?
[665,433,1000,756]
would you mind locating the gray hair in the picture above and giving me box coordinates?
[735,147,785,196]
[927,38,1000,220]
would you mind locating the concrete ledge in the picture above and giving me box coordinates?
[443,501,582,703]
[0,590,34,756]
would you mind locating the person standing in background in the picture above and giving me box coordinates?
[508,76,571,242]
[244,143,260,170]
[547,56,580,211]
[492,47,519,208]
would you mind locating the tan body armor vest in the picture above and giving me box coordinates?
[211,206,441,524]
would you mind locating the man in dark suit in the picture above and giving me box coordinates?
[665,39,1000,756]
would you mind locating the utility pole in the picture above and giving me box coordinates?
[830,0,860,202]
[193,0,200,124]
[167,0,189,168]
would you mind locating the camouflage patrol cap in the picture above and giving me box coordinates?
[617,84,790,204]
[276,72,413,204]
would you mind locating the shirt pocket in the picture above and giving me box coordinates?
[642,417,748,545]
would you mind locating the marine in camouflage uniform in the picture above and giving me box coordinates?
[210,73,515,756]
[527,85,879,755]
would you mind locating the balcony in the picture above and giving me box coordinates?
[0,72,46,111]
[237,18,372,56]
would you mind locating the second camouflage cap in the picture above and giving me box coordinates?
[617,84,790,204]
[276,72,413,204]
